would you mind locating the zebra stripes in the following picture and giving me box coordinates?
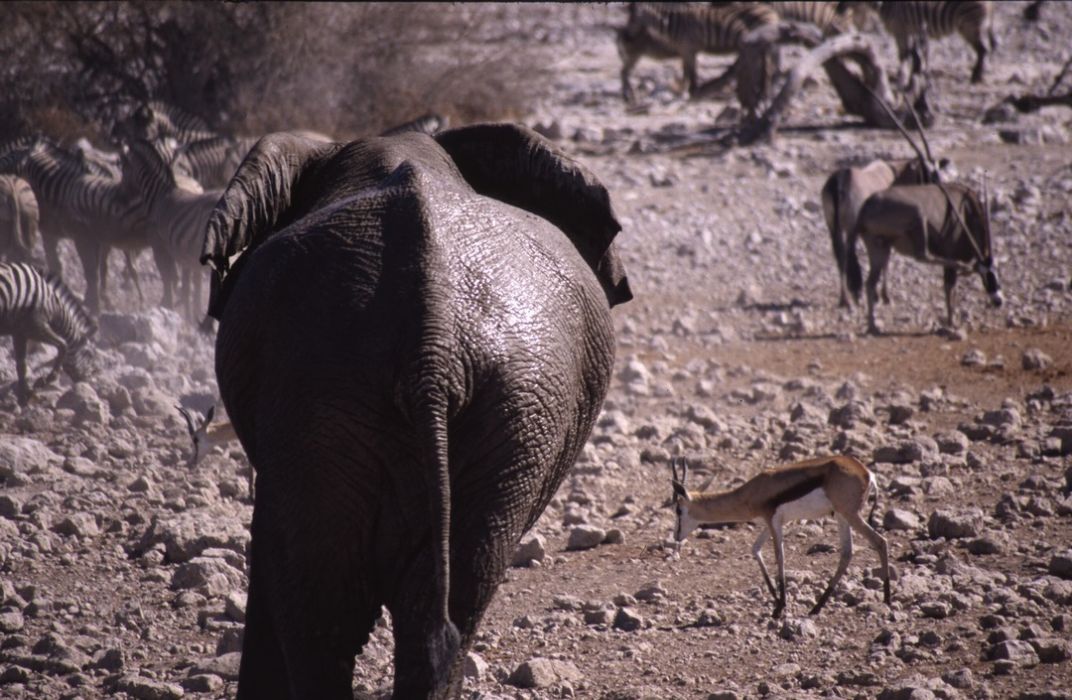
[119,138,221,318]
[617,2,779,102]
[118,100,216,144]
[877,1,995,84]
[764,1,852,36]
[0,175,39,264]
[0,261,96,405]
[173,135,258,190]
[0,137,149,314]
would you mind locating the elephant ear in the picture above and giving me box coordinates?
[434,123,632,307]
[200,132,341,275]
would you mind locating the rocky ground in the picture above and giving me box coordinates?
[1,3,1071,699]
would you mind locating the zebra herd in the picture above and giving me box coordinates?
[617,1,997,103]
[0,102,314,404]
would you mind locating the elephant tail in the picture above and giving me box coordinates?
[411,385,461,683]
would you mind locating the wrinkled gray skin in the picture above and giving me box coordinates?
[201,124,632,699]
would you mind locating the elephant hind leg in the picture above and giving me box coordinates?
[237,582,289,700]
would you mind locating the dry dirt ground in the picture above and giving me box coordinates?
[1,3,1071,699]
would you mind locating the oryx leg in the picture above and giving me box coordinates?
[943,266,958,328]
[810,516,853,615]
[751,525,778,601]
[863,238,892,335]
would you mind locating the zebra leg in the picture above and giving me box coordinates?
[943,265,958,328]
[34,328,68,388]
[12,334,31,406]
[969,36,987,84]
[74,237,103,315]
[41,229,63,277]
[151,245,178,310]
[681,52,698,97]
[124,250,145,304]
[620,52,640,103]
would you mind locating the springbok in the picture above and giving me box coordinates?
[670,455,891,618]
[176,404,237,466]
[846,94,1002,334]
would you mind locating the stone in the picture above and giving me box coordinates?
[138,508,251,564]
[507,657,584,688]
[1031,638,1072,663]
[0,436,61,482]
[171,555,244,597]
[989,639,1039,666]
[1022,348,1053,371]
[181,674,223,693]
[0,610,25,633]
[98,309,183,354]
[934,430,969,455]
[877,686,936,700]
[613,607,644,631]
[928,509,984,539]
[114,674,185,700]
[1049,551,1072,580]
[566,525,606,551]
[51,513,100,538]
[224,591,247,623]
[829,401,875,429]
[463,651,488,680]
[57,382,109,426]
[884,509,922,531]
[512,534,546,566]
[961,348,986,367]
[190,652,241,681]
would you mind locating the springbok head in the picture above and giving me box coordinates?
[670,457,700,542]
[177,404,214,466]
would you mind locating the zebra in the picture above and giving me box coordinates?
[617,2,779,103]
[763,1,854,36]
[0,137,150,315]
[875,1,996,85]
[71,138,122,181]
[118,138,222,319]
[0,261,96,405]
[0,175,39,265]
[114,100,216,145]
[173,135,258,190]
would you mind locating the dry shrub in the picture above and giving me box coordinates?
[0,2,554,142]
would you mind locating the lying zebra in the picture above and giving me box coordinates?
[0,262,97,405]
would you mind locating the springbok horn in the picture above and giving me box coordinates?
[176,405,198,435]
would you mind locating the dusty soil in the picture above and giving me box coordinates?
[1,3,1071,699]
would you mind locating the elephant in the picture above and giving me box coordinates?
[200,123,632,698]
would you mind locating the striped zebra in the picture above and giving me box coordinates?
[763,1,854,36]
[0,137,149,314]
[876,1,996,84]
[173,135,258,190]
[0,261,96,405]
[71,138,122,181]
[617,2,779,103]
[119,138,221,319]
[0,175,39,265]
[115,100,216,144]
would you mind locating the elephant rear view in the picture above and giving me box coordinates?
[201,124,631,699]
